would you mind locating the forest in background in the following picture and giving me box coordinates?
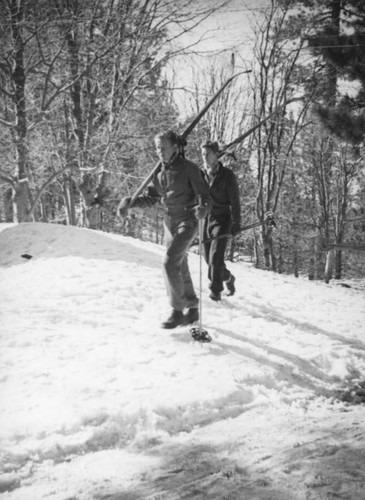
[0,0,364,282]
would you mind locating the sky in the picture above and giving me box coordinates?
[166,0,271,119]
[185,0,270,55]
[0,222,365,499]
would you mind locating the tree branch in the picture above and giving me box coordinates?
[27,165,72,219]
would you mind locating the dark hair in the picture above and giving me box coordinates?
[201,140,220,153]
[154,130,180,145]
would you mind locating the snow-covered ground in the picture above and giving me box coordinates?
[0,222,365,500]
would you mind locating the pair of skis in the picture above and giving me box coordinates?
[127,71,251,209]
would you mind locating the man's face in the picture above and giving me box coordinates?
[201,147,218,171]
[155,137,178,165]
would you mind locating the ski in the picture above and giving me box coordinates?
[127,71,249,208]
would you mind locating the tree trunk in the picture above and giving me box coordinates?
[3,188,13,221]
[85,205,103,230]
[277,238,284,274]
[324,248,335,283]
[10,0,32,222]
[262,226,276,271]
[334,249,342,279]
[228,238,235,262]
[308,232,323,280]
[12,180,31,222]
[293,248,299,278]
[61,173,77,225]
[253,232,260,268]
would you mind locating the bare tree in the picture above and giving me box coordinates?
[0,0,223,225]
[249,0,311,270]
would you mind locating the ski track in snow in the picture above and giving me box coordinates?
[0,223,365,499]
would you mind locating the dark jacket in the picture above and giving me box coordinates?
[203,163,241,226]
[136,154,211,217]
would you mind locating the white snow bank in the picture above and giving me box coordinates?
[0,222,364,499]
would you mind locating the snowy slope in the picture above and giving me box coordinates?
[0,222,364,500]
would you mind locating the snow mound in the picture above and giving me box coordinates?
[1,222,365,499]
[0,222,163,268]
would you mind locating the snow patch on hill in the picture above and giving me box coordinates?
[0,222,364,499]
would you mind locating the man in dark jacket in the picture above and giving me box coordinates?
[201,140,241,301]
[118,130,211,329]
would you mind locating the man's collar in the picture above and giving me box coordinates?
[162,152,179,169]
[206,161,222,177]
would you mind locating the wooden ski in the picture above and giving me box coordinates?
[128,70,251,208]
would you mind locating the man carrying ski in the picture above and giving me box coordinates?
[200,140,241,301]
[118,130,211,329]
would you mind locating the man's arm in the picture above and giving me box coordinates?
[118,184,161,217]
[188,163,211,210]
[138,185,161,207]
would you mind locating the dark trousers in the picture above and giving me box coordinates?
[203,214,232,293]
[163,214,199,311]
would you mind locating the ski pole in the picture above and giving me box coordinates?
[202,220,264,244]
[190,196,211,342]
[198,201,204,335]
[202,213,276,244]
